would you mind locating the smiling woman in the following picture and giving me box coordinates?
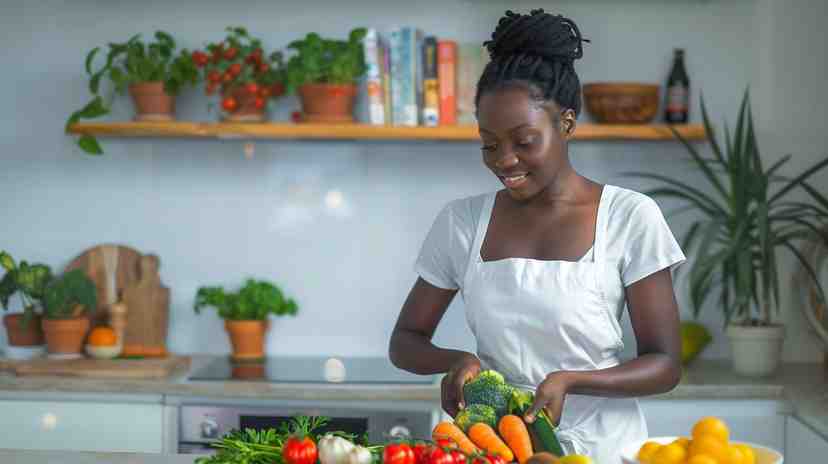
[389,9,686,464]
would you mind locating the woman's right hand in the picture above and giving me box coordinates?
[441,353,481,417]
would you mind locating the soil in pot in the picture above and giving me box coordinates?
[3,313,44,346]
[129,82,175,121]
[298,83,357,123]
[41,317,90,356]
[225,320,269,360]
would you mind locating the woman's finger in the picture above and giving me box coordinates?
[441,374,459,417]
[523,388,550,423]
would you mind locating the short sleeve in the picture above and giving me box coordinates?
[621,197,687,286]
[414,200,476,290]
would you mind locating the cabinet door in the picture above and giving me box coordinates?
[0,399,164,452]
[638,399,787,452]
[786,416,828,463]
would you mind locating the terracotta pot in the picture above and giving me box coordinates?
[41,317,90,355]
[3,313,45,346]
[128,82,175,121]
[222,87,267,122]
[231,360,266,380]
[224,320,269,360]
[298,83,357,123]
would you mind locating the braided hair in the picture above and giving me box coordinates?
[476,9,589,118]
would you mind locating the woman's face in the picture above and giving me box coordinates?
[477,86,574,202]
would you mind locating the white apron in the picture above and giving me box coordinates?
[461,187,647,464]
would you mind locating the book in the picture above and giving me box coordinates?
[421,36,439,127]
[437,40,457,125]
[381,35,392,125]
[362,29,385,126]
[389,27,419,126]
[457,43,489,125]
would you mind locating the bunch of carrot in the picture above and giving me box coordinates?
[432,414,534,464]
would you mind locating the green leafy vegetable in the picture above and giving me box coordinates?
[462,369,515,419]
[454,403,497,432]
[195,279,298,321]
[285,28,367,93]
[42,269,97,320]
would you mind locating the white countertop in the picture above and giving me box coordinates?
[0,449,201,464]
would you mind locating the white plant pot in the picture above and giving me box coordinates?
[726,324,785,377]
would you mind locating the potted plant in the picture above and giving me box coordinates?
[0,251,52,358]
[41,269,98,358]
[627,90,828,377]
[194,279,298,360]
[285,28,367,123]
[195,27,286,122]
[65,31,199,155]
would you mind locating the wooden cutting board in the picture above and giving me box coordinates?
[0,356,190,379]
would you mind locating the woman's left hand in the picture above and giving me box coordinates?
[524,371,574,426]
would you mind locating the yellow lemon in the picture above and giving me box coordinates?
[687,455,719,464]
[637,442,663,463]
[558,455,592,464]
[721,446,744,464]
[692,417,730,444]
[689,435,728,462]
[733,444,755,464]
[652,443,687,464]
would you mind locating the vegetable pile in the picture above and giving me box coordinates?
[194,370,593,464]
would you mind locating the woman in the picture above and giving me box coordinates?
[388,9,686,463]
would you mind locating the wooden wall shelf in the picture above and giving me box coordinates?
[67,121,705,142]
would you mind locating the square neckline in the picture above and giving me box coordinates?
[476,184,610,264]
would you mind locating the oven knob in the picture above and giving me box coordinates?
[201,417,219,439]
[388,424,411,439]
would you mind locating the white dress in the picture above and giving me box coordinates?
[415,185,686,464]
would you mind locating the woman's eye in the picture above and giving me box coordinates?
[481,144,497,152]
[516,139,534,147]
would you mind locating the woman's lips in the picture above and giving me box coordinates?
[500,173,529,188]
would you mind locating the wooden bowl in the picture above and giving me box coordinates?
[582,82,660,124]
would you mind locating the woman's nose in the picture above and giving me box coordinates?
[495,152,519,169]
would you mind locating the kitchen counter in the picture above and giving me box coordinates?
[1,355,826,437]
[0,448,201,463]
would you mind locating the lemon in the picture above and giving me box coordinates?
[558,455,592,464]
[681,321,712,364]
[637,441,662,463]
[733,444,755,464]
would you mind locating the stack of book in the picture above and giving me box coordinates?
[362,28,488,127]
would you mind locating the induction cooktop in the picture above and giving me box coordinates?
[187,356,437,384]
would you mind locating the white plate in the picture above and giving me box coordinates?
[618,436,783,464]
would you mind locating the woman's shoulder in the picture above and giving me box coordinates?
[603,184,665,229]
[440,191,494,226]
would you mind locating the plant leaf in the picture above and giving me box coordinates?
[77,135,103,155]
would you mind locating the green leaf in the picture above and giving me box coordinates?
[668,119,728,202]
[85,47,100,75]
[77,135,103,155]
[769,156,828,204]
[0,251,16,272]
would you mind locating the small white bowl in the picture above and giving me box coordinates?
[85,344,122,359]
[619,436,783,464]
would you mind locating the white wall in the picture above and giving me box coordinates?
[1,0,825,362]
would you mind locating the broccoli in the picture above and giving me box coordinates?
[454,403,497,432]
[462,369,515,419]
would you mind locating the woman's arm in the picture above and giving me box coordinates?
[389,277,482,416]
[525,268,682,423]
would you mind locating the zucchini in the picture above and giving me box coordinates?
[508,389,566,457]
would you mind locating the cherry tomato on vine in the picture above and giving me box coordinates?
[282,436,318,464]
[384,443,416,464]
[229,63,242,76]
[245,82,259,95]
[223,47,238,61]
[254,97,266,110]
[221,97,238,112]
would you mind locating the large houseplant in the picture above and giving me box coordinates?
[627,90,828,376]
[0,251,52,356]
[194,279,298,360]
[194,27,287,122]
[41,269,98,357]
[285,28,367,123]
[66,31,199,155]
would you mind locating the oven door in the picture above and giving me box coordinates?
[179,405,434,454]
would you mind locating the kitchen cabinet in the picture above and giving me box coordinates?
[638,398,788,452]
[0,398,167,453]
[785,416,828,463]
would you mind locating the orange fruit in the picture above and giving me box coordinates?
[733,444,755,464]
[637,441,662,463]
[689,435,729,462]
[721,446,744,464]
[88,326,117,346]
[671,437,691,449]
[652,443,687,464]
[692,417,730,444]
[687,455,719,464]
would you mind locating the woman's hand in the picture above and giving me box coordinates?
[524,371,574,426]
[440,353,481,417]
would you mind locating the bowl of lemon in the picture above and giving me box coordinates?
[619,417,783,464]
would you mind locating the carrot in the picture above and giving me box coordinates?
[432,421,480,455]
[498,415,533,464]
[468,423,514,462]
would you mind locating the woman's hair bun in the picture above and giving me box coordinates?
[484,9,588,65]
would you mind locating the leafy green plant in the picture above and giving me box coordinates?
[194,279,298,321]
[42,269,98,320]
[625,89,828,327]
[66,31,199,155]
[0,251,53,327]
[285,28,367,93]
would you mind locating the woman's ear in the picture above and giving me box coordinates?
[560,109,577,136]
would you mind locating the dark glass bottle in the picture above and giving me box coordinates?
[664,48,690,124]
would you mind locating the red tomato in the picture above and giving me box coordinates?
[470,458,489,464]
[222,71,233,83]
[258,62,270,73]
[485,455,507,464]
[223,47,238,61]
[384,443,416,464]
[211,44,224,63]
[245,82,260,95]
[221,97,238,112]
[426,447,455,464]
[191,51,208,67]
[435,439,457,450]
[449,450,467,464]
[207,70,221,83]
[258,87,272,98]
[254,97,266,110]
[229,63,242,76]
[282,436,317,464]
[412,443,431,464]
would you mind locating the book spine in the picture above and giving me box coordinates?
[381,35,392,125]
[421,36,439,127]
[362,29,385,125]
[390,27,417,126]
[438,40,458,125]
[457,43,488,125]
